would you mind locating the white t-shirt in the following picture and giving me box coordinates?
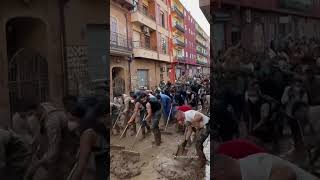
[240,153,318,180]
[184,110,210,126]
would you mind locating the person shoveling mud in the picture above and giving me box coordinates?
[173,107,210,168]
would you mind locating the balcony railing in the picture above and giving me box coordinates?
[174,22,185,33]
[132,41,157,51]
[173,38,185,47]
[110,32,132,50]
[133,5,156,21]
[197,59,208,65]
[172,5,184,18]
[176,56,185,62]
[115,0,135,10]
[196,38,207,48]
[197,49,208,57]
[196,29,206,39]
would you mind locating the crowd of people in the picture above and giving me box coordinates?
[213,37,320,179]
[111,78,211,177]
[0,84,108,180]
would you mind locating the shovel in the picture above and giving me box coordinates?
[111,109,123,135]
[119,123,130,139]
[120,115,147,157]
[162,104,173,135]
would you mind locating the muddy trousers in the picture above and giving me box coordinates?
[140,120,151,138]
[195,124,210,168]
[151,110,162,145]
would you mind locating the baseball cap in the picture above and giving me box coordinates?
[172,105,192,118]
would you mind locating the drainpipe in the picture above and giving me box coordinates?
[125,12,132,93]
[59,0,68,96]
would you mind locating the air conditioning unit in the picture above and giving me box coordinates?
[142,26,150,36]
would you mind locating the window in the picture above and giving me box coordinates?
[177,49,182,57]
[145,35,150,49]
[160,11,165,28]
[161,36,167,54]
[186,52,188,57]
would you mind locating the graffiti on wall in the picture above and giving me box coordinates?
[66,45,91,96]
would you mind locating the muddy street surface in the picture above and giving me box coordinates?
[110,122,205,180]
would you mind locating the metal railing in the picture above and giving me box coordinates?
[196,29,206,39]
[132,41,157,51]
[176,55,185,62]
[110,32,132,50]
[197,59,208,65]
[172,5,184,18]
[196,38,207,48]
[173,38,185,47]
[197,49,208,57]
[133,4,156,21]
[174,22,185,33]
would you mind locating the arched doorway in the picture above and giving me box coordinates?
[112,67,125,96]
[6,17,48,114]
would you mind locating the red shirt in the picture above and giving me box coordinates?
[177,105,192,112]
[216,139,265,160]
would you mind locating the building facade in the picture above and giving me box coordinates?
[184,10,197,77]
[130,0,171,90]
[207,0,320,56]
[169,0,185,80]
[110,0,134,98]
[0,0,108,128]
[195,22,210,74]
[168,0,210,81]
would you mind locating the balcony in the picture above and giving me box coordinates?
[196,29,206,39]
[197,59,208,65]
[172,5,184,18]
[173,22,185,33]
[110,32,132,56]
[173,38,185,47]
[196,38,207,48]
[113,0,135,10]
[176,56,185,62]
[132,41,158,60]
[197,49,208,57]
[131,5,157,30]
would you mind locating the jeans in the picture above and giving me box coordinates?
[151,110,162,129]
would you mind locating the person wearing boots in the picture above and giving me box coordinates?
[121,93,136,136]
[144,94,162,146]
[174,109,210,168]
[128,93,151,140]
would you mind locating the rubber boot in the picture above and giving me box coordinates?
[195,145,206,168]
[140,127,146,140]
[130,123,137,136]
[146,124,151,135]
[156,128,162,145]
[152,128,161,146]
[115,125,121,135]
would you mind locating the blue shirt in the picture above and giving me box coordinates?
[160,93,172,118]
